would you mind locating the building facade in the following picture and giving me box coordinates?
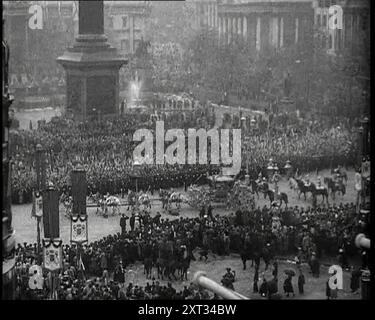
[313,0,370,55]
[189,0,219,30]
[104,1,151,56]
[218,0,314,53]
[2,22,16,300]
[3,1,77,77]
[3,1,151,79]
[189,0,314,54]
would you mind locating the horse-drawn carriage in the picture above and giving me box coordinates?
[207,175,235,204]
[127,190,152,213]
[186,185,211,210]
[159,189,189,215]
[186,175,237,209]
[227,180,256,211]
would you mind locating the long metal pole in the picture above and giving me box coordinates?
[35,145,45,260]
[37,217,41,260]
[193,271,249,300]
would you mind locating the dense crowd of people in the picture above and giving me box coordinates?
[13,200,369,300]
[9,101,360,204]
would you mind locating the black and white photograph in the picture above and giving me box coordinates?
[2,0,371,306]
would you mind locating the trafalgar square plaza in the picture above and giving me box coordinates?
[2,0,371,302]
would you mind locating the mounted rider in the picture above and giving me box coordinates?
[316,176,323,189]
[271,166,281,191]
[221,268,236,290]
[303,175,311,187]
[333,168,343,186]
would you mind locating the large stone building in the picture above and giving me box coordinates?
[218,0,314,52]
[313,0,370,55]
[3,1,76,83]
[104,1,151,56]
[189,0,315,54]
[189,0,219,30]
[2,1,151,77]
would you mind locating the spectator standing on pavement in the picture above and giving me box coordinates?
[259,277,268,298]
[130,212,135,232]
[283,274,295,297]
[253,267,259,293]
[298,269,305,294]
[120,214,128,235]
[350,267,361,294]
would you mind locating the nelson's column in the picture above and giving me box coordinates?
[57,1,126,120]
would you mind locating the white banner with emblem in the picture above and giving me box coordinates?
[42,239,62,272]
[70,215,88,243]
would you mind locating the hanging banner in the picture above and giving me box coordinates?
[43,187,60,238]
[42,239,62,272]
[71,169,87,216]
[70,215,88,243]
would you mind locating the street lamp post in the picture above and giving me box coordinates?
[35,144,46,259]
[284,160,292,179]
[71,162,87,281]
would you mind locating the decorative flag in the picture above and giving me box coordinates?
[42,239,62,272]
[43,188,59,239]
[71,169,87,216]
[70,215,88,243]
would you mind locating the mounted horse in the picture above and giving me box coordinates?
[288,177,299,193]
[167,192,186,210]
[324,177,346,200]
[97,196,121,216]
[310,182,329,204]
[249,179,269,199]
[159,189,170,209]
[138,192,152,211]
[295,178,315,200]
[265,187,288,207]
[331,167,348,184]
[127,190,138,211]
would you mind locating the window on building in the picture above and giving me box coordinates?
[122,16,127,29]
